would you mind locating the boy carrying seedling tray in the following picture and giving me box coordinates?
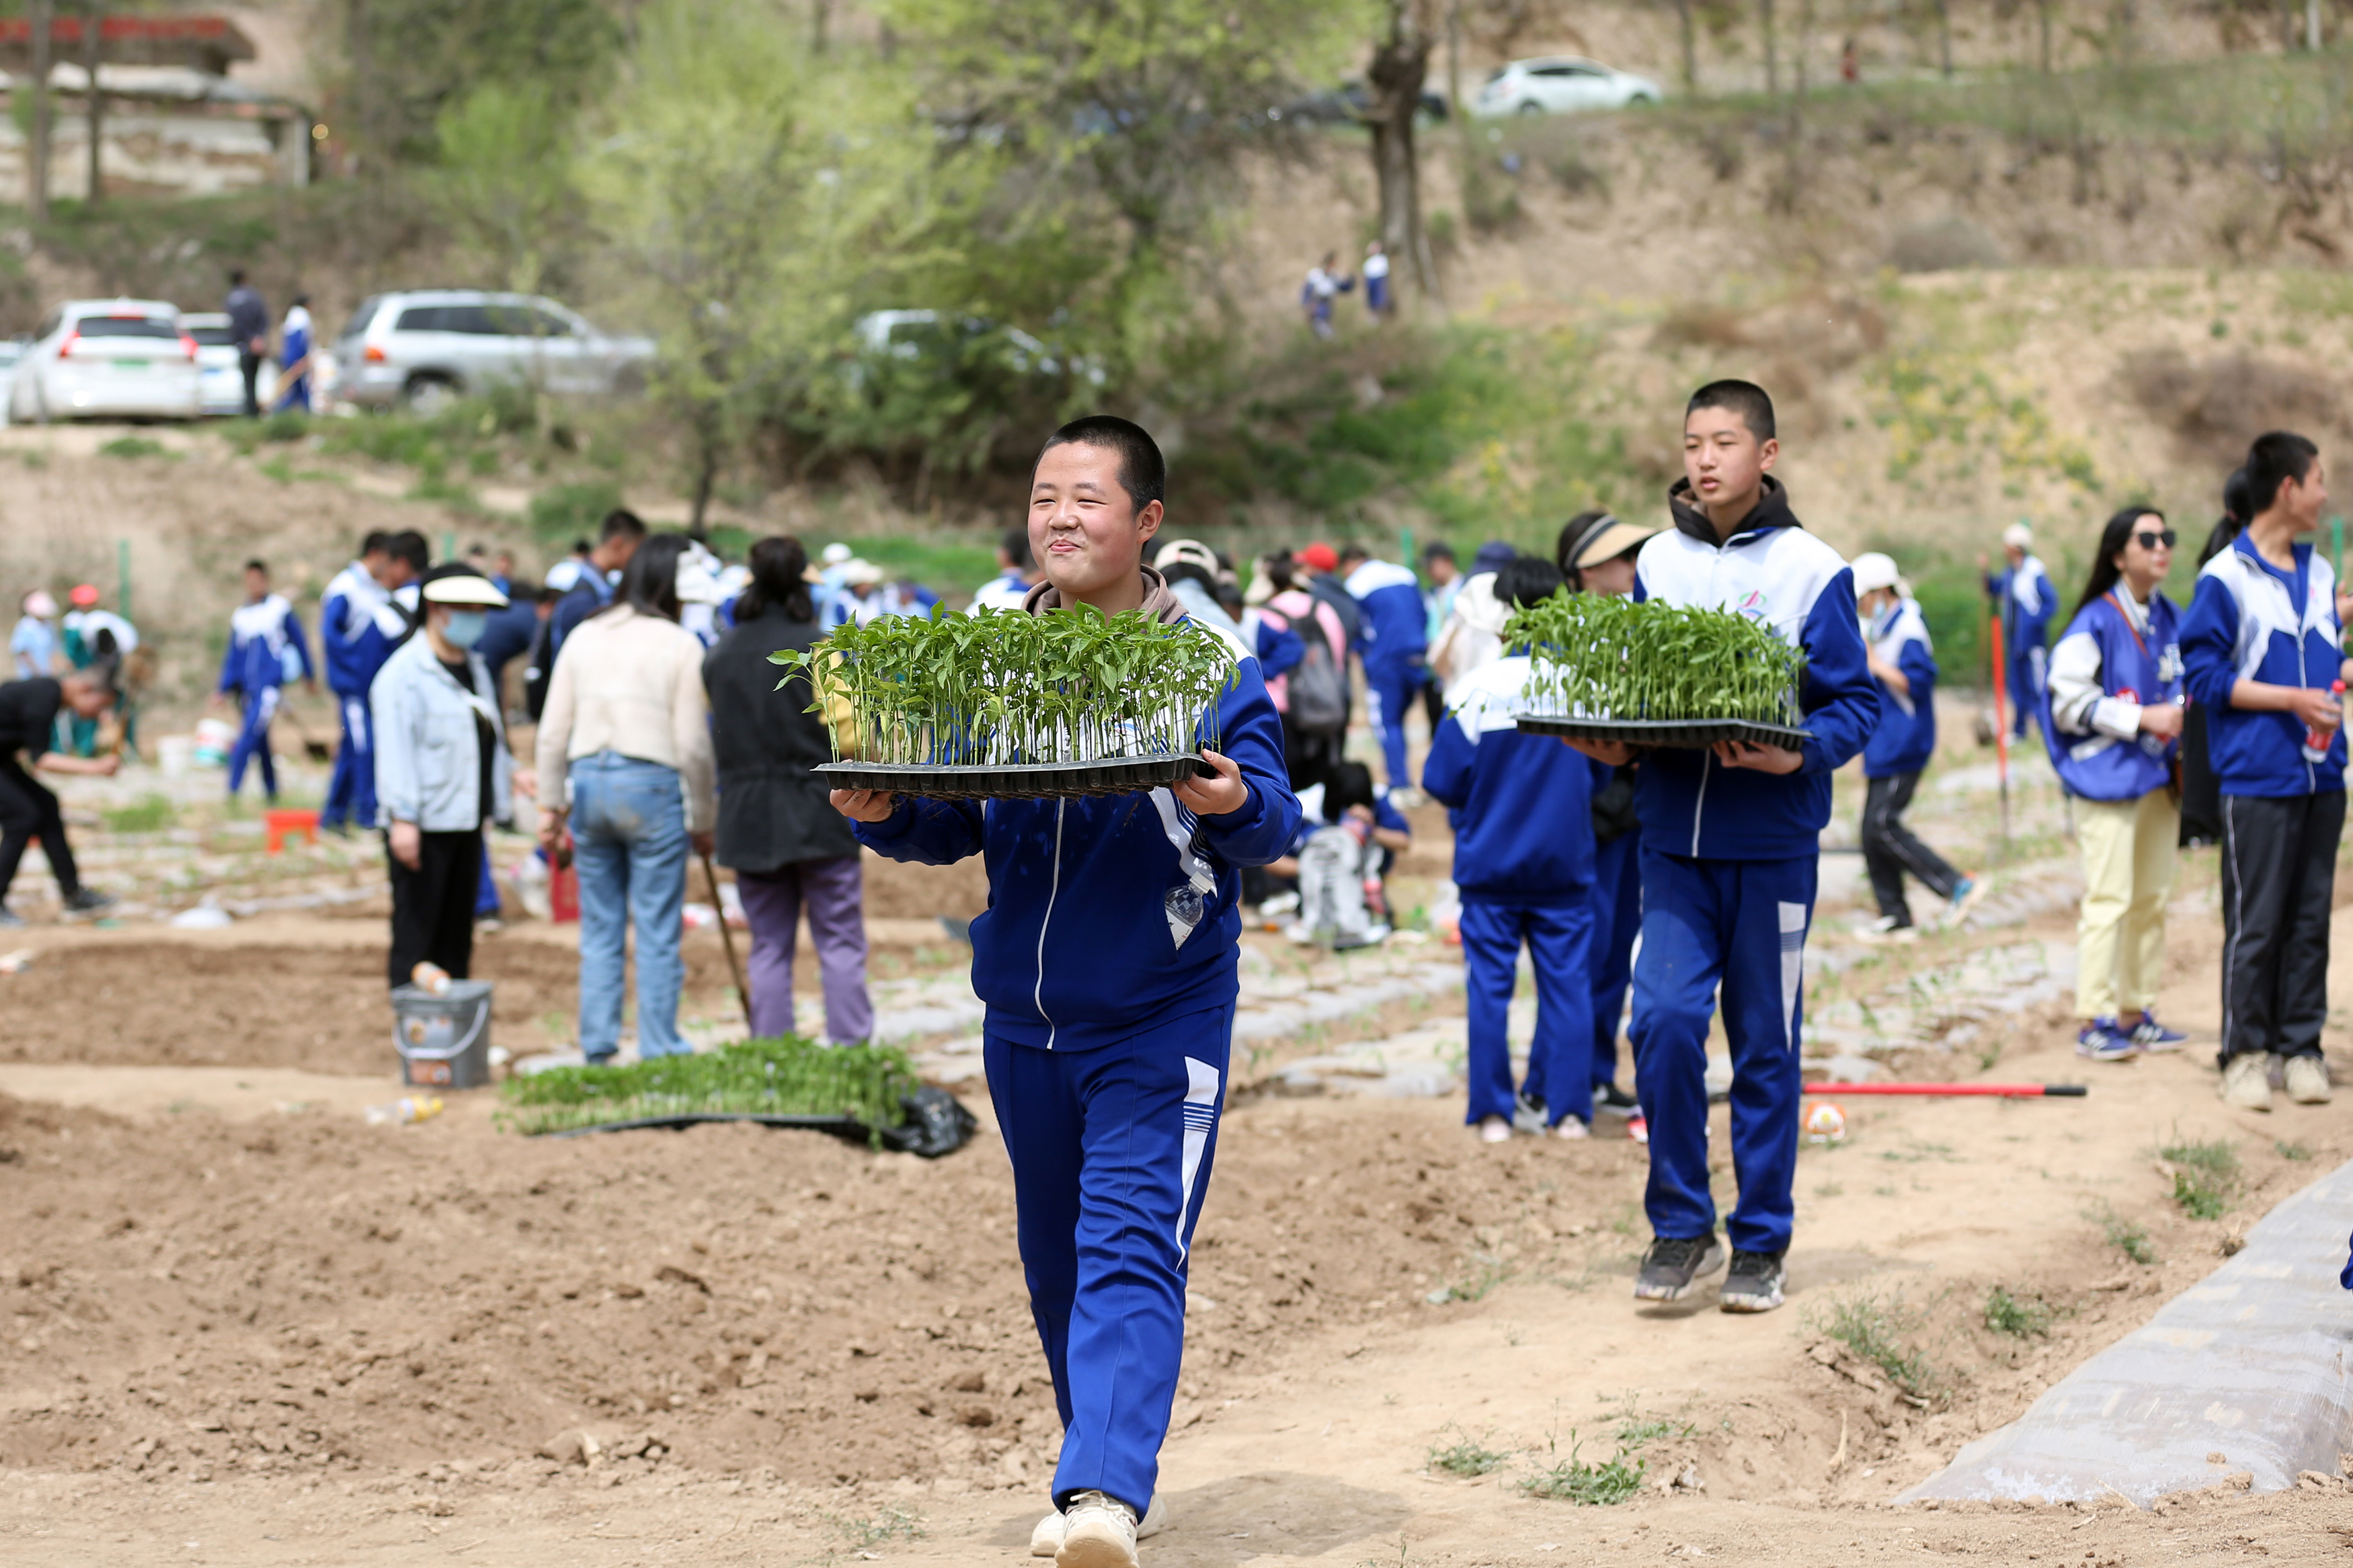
[1561,380,1879,1314]
[830,417,1300,1568]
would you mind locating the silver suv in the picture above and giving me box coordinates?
[328,290,654,413]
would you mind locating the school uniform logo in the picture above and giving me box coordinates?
[1732,589,1772,623]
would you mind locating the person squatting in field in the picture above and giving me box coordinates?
[1560,380,1879,1315]
[830,417,1301,1568]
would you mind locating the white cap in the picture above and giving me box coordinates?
[1849,551,1904,596]
[22,589,56,619]
[2002,522,2034,550]
[1154,539,1221,578]
[822,542,852,565]
[842,559,884,587]
[420,571,510,608]
[674,540,725,606]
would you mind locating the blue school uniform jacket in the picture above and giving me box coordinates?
[1987,555,2057,655]
[320,562,389,698]
[217,593,313,697]
[1630,480,1880,860]
[2180,534,2346,797]
[1345,559,1429,670]
[1421,653,1599,903]
[2042,589,2182,802]
[1862,597,1938,778]
[852,615,1301,1053]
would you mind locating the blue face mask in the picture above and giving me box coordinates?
[442,610,488,649]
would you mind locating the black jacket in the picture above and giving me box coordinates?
[701,605,859,874]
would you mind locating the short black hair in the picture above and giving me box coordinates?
[229,268,246,286]
[570,538,593,556]
[1495,556,1566,610]
[386,531,429,573]
[1687,379,1776,442]
[1421,540,1455,564]
[244,559,268,575]
[2247,431,2321,515]
[360,530,389,556]
[600,509,649,544]
[1338,542,1369,566]
[1036,415,1166,513]
[1324,760,1376,817]
[1000,526,1033,572]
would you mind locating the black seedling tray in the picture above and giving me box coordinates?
[815,754,1216,799]
[1515,716,1813,751]
[543,1089,978,1158]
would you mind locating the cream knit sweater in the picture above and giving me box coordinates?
[534,606,717,833]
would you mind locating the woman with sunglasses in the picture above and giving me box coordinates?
[2043,507,2188,1062]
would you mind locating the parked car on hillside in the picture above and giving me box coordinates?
[1269,79,1450,126]
[1471,56,1663,118]
[9,299,202,424]
[182,312,280,417]
[849,311,1106,390]
[329,290,655,413]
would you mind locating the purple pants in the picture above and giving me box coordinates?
[735,855,873,1044]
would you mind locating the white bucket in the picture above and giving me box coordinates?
[192,717,235,769]
[156,734,194,778]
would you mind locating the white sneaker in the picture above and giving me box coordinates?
[1058,1490,1140,1567]
[1552,1118,1591,1140]
[1477,1114,1512,1144]
[1035,1495,1165,1557]
[2285,1053,2333,1105]
[2220,1051,2273,1112]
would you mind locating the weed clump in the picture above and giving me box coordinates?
[2276,1139,2314,1161]
[1519,1431,1645,1505]
[2159,1134,2239,1221]
[2093,1204,2159,1265]
[1427,1430,1509,1477]
[1505,591,1807,727]
[1983,1285,2053,1337]
[1807,1289,1942,1401]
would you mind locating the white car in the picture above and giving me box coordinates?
[1472,56,1663,118]
[10,299,202,423]
[331,290,653,413]
[181,313,280,417]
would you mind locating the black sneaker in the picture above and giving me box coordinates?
[1593,1083,1639,1118]
[1720,1249,1787,1313]
[1634,1235,1726,1302]
[1512,1091,1549,1136]
[62,888,116,915]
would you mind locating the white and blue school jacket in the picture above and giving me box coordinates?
[2042,588,2182,802]
[852,614,1302,1053]
[321,561,390,698]
[1421,653,1600,903]
[1861,596,1938,779]
[1987,554,2057,653]
[1630,480,1880,860]
[217,593,313,697]
[1345,559,1429,671]
[2181,534,2347,796]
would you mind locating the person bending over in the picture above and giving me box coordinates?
[0,664,120,925]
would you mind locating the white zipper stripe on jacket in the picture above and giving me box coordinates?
[1034,800,1064,1050]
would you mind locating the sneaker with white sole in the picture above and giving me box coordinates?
[2220,1051,2274,1112]
[2075,1020,2137,1063]
[1035,1497,1164,1557]
[2128,1012,2190,1052]
[1946,876,1988,925]
[1057,1490,1140,1568]
[1720,1248,1788,1313]
[1551,1117,1591,1140]
[1593,1082,1640,1118]
[1854,914,1917,946]
[1634,1235,1724,1301]
[2285,1053,2333,1105]
[1627,1112,1648,1145]
[1476,1114,1512,1145]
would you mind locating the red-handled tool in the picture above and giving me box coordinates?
[1803,1083,2086,1098]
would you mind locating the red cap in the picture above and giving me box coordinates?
[1298,542,1339,573]
[68,583,98,608]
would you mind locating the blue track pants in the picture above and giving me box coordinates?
[1460,895,1594,1128]
[2007,647,2046,738]
[226,687,280,800]
[1589,828,1642,1089]
[984,1004,1232,1518]
[321,695,374,829]
[1629,849,1814,1255]
[1365,657,1427,790]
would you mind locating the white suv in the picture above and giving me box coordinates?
[1472,56,1663,118]
[328,290,655,413]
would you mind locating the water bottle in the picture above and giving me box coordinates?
[364,1096,444,1126]
[2304,679,2347,761]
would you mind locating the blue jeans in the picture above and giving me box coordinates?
[570,751,689,1060]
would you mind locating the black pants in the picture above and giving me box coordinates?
[0,755,78,905]
[1862,771,1962,927]
[238,349,263,417]
[1283,725,1343,794]
[2178,702,2222,846]
[387,829,481,989]
[2219,790,2344,1063]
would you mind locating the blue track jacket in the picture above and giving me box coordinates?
[1345,559,1429,670]
[1423,653,1599,902]
[1987,555,2057,654]
[217,593,312,697]
[1862,596,1938,778]
[2180,534,2347,797]
[1631,480,1879,859]
[854,613,1301,1053]
[2042,588,2182,802]
[320,562,389,698]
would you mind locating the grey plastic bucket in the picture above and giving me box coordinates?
[389,981,494,1089]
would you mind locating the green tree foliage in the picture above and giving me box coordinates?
[428,82,584,296]
[345,0,622,164]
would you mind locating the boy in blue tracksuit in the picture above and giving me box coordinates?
[1852,551,1976,938]
[1343,548,1431,792]
[214,560,315,802]
[834,417,1299,1568]
[1423,556,1602,1141]
[1985,522,2057,739]
[1564,381,1878,1313]
[320,531,425,833]
[2180,430,2346,1114]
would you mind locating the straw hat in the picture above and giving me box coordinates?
[1565,513,1659,571]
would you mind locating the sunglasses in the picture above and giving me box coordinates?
[2133,529,2178,550]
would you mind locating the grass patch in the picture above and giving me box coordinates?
[100,792,177,833]
[528,479,625,544]
[97,435,171,460]
[2095,1206,2159,1265]
[2159,1134,2239,1221]
[1425,1253,1511,1305]
[2276,1139,2315,1161]
[1518,1431,1645,1505]
[1427,1428,1509,1478]
[496,1035,916,1137]
[1806,1288,1942,1401]
[1983,1284,2052,1338]
[829,1504,924,1549]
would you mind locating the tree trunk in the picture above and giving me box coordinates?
[811,0,828,54]
[1761,0,1778,94]
[82,2,101,206]
[28,0,52,220]
[1934,0,1952,76]
[1366,7,1438,305]
[1676,0,1698,93]
[346,0,373,171]
[2309,0,2322,50]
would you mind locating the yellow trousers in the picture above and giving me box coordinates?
[2075,789,2180,1020]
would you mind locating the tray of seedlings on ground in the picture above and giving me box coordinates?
[773,603,1236,798]
[1504,590,1812,750]
[495,1034,973,1153]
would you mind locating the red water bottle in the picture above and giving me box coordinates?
[2305,679,2347,754]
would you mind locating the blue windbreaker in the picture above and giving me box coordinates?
[217,593,313,696]
[2042,588,2182,802]
[1345,559,1429,671]
[2180,534,2346,797]
[1421,653,1599,903]
[1987,554,2057,654]
[320,562,389,698]
[1862,596,1938,778]
[1630,479,1880,860]
[853,609,1301,1053]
